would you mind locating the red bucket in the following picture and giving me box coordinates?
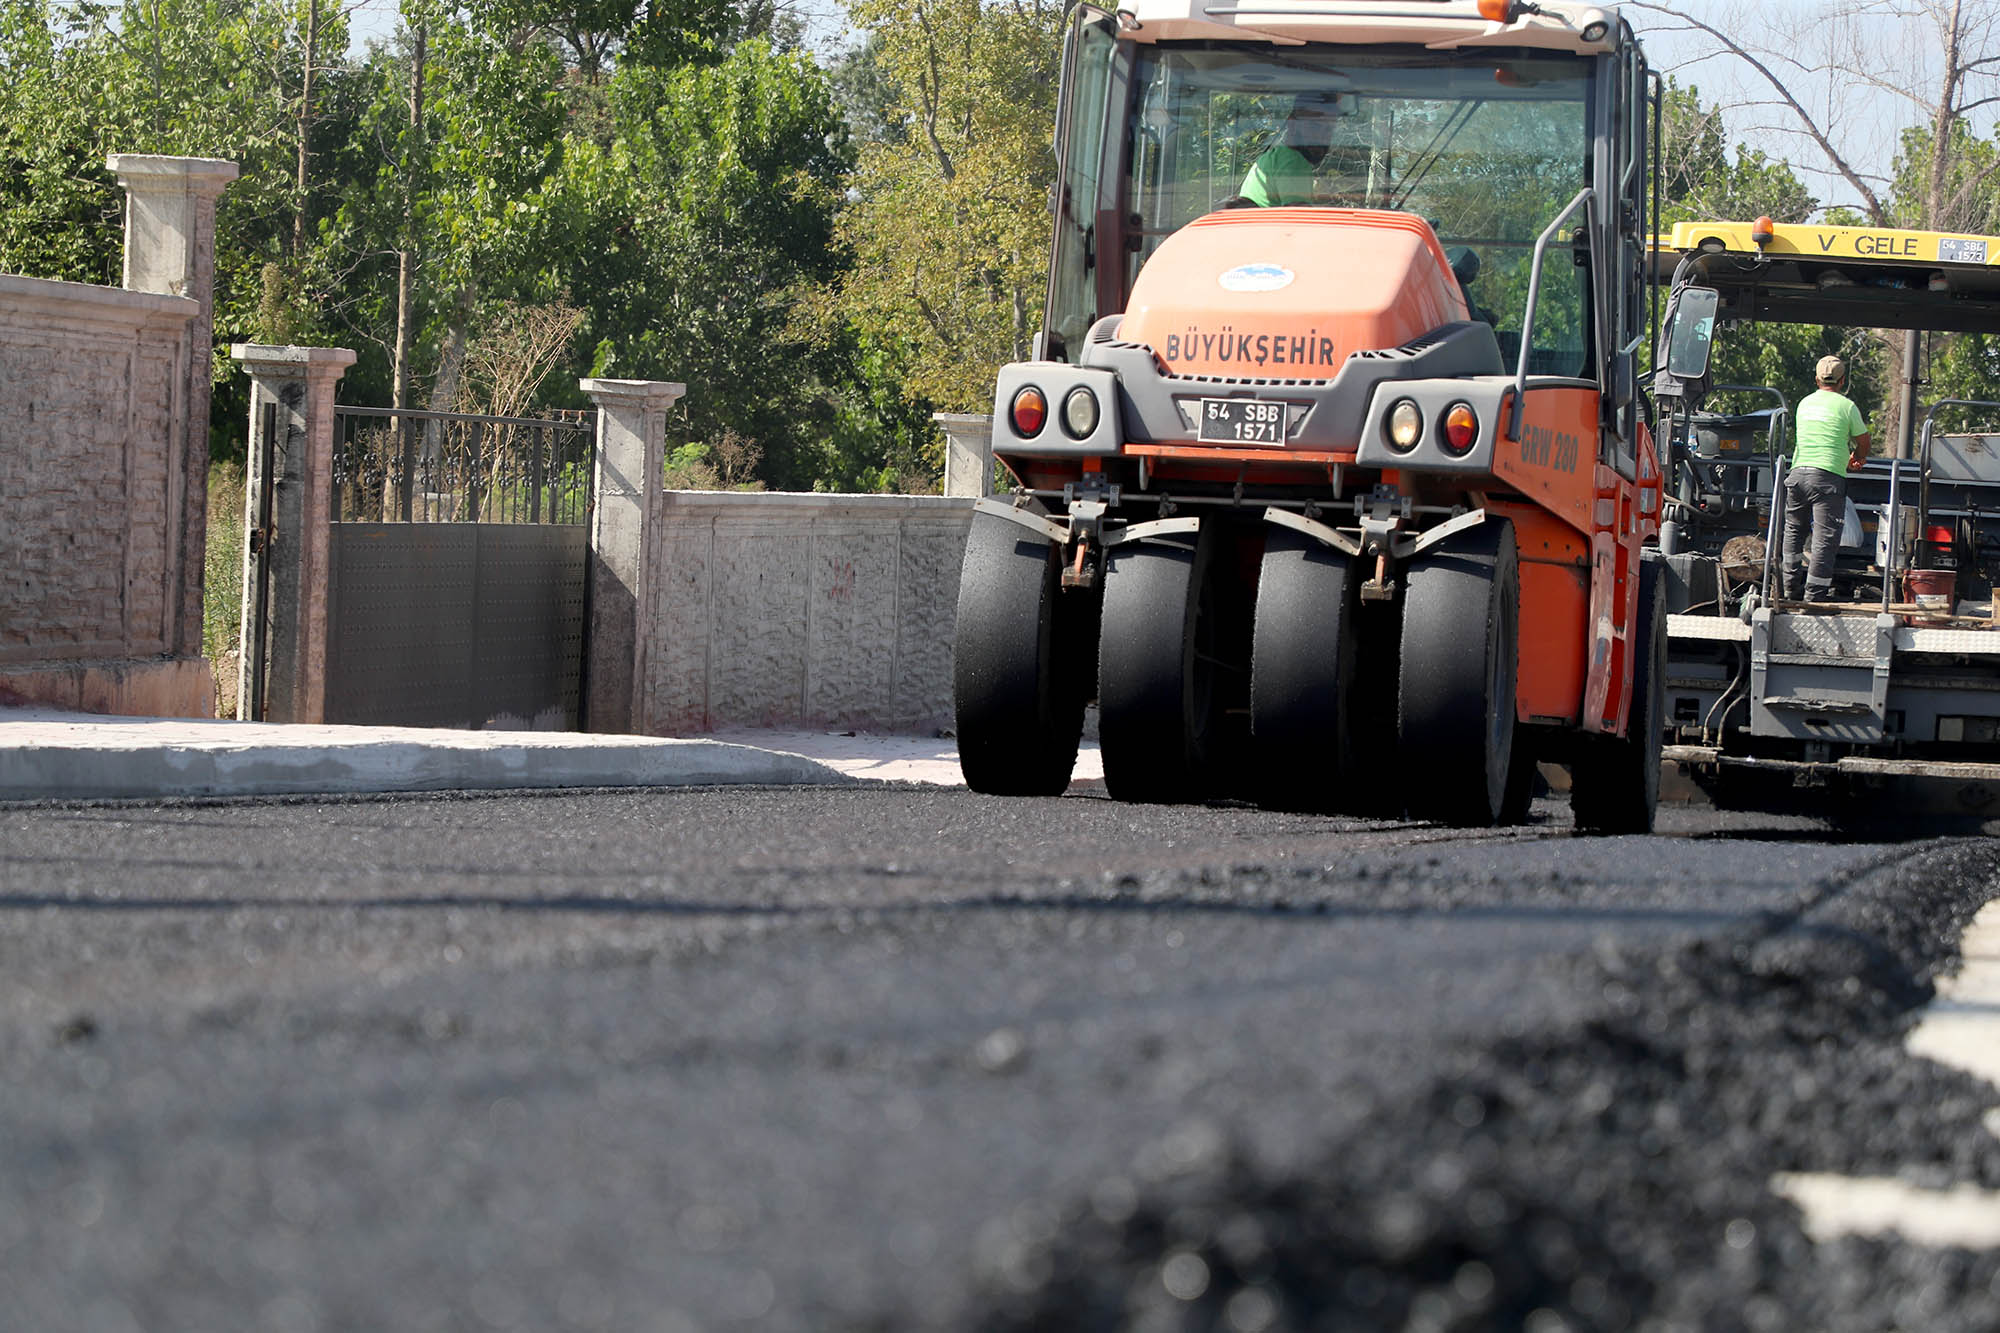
[1904,567,1956,611]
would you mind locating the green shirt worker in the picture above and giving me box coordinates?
[1780,354,1872,602]
[1238,99,1347,207]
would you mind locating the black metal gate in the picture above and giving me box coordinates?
[324,407,594,729]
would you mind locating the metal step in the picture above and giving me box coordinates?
[1751,606,1893,742]
[1766,652,1872,668]
[1760,696,1874,714]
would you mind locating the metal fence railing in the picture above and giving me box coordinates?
[332,406,594,523]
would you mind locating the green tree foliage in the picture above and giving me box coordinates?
[0,0,933,491]
[1891,117,2000,235]
[564,37,859,489]
[1654,80,1844,424]
[0,0,369,455]
[411,20,567,299]
[0,2,121,281]
[1891,118,2000,424]
[1656,80,1814,229]
[834,0,1066,417]
[826,29,902,149]
[0,2,298,289]
[332,9,570,422]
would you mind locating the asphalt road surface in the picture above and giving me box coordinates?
[1,787,1997,1332]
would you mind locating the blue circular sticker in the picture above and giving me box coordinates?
[1218,263,1295,293]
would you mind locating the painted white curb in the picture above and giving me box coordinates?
[0,713,852,800]
[1772,900,2000,1248]
[1772,1173,2000,1248]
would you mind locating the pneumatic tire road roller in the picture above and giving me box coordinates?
[953,0,1665,833]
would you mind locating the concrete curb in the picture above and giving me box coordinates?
[0,711,853,801]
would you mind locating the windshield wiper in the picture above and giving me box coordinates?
[1389,99,1484,212]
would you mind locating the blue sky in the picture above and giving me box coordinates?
[1632,0,2000,218]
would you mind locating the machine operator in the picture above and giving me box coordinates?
[1781,354,1872,602]
[1236,96,1365,207]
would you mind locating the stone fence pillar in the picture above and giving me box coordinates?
[231,345,356,722]
[111,154,239,665]
[935,412,995,499]
[581,378,687,734]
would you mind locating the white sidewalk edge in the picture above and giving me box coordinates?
[0,713,853,800]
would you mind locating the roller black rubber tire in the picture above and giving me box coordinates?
[1398,521,1519,827]
[953,511,1090,796]
[1571,552,1667,834]
[1249,528,1358,812]
[1098,532,1215,804]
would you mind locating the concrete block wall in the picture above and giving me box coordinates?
[0,279,210,713]
[0,156,237,718]
[642,492,974,735]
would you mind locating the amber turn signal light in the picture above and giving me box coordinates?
[1011,385,1048,437]
[1476,0,1514,21]
[1442,402,1479,455]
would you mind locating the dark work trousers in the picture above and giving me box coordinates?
[1781,465,1846,600]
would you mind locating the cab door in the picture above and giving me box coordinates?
[1041,10,1121,364]
[1597,33,1652,478]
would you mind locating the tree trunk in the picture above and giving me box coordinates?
[913,0,956,181]
[293,0,319,260]
[428,282,477,418]
[417,281,476,518]
[1927,0,1963,229]
[392,24,427,414]
[1012,257,1028,362]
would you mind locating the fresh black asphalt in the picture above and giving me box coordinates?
[0,787,1995,1330]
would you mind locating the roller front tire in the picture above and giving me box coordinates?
[953,511,1093,796]
[1098,532,1217,804]
[1398,521,1520,827]
[1250,528,1359,812]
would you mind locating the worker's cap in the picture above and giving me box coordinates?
[1288,92,1355,117]
[1288,93,1352,120]
[1285,94,1356,140]
[1815,354,1846,383]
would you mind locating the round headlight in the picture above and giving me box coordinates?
[1011,385,1048,438]
[1441,402,1478,455]
[1061,386,1100,439]
[1386,399,1423,452]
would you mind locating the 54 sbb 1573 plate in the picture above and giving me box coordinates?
[1198,398,1285,446]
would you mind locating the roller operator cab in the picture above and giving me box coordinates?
[954,0,1665,830]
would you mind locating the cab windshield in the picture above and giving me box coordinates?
[1123,42,1593,375]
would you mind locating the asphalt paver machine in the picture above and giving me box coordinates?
[1653,218,2000,818]
[952,0,1666,829]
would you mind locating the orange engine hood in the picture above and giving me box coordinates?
[1120,210,1468,379]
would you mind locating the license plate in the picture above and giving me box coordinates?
[1198,397,1285,446]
